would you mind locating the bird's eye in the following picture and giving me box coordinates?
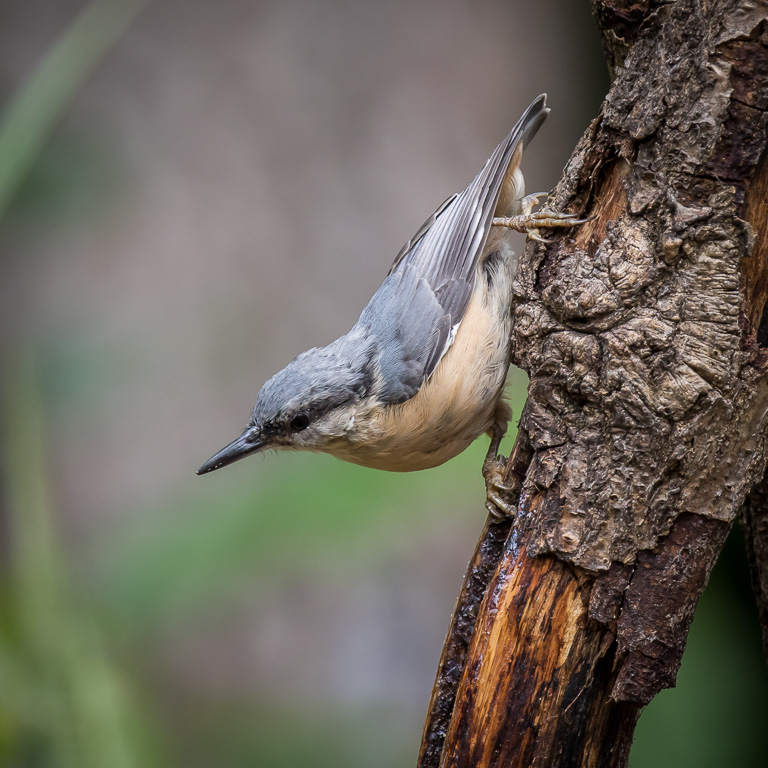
[290,412,310,431]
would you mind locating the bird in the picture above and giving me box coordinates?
[197,94,582,517]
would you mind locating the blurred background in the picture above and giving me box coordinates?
[0,0,765,766]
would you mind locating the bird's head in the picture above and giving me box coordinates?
[197,331,376,475]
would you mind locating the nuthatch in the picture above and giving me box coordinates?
[198,95,581,516]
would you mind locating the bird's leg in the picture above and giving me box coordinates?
[482,416,517,520]
[492,192,588,243]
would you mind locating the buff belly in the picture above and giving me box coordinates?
[327,250,516,472]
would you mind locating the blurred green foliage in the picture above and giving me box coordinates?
[633,527,768,767]
[0,0,148,223]
[0,2,766,767]
[0,353,165,767]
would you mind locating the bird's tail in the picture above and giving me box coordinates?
[494,94,548,217]
[519,94,549,149]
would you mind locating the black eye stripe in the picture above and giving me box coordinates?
[290,412,310,431]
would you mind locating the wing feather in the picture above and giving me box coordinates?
[357,95,549,405]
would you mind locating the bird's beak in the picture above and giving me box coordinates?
[196,429,268,475]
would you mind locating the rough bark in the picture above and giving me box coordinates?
[589,0,661,77]
[418,1,768,766]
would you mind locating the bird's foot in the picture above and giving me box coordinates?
[483,455,517,520]
[492,193,588,243]
[520,192,547,216]
[483,416,517,522]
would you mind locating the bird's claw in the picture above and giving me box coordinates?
[520,192,548,216]
[492,192,587,242]
[483,455,516,520]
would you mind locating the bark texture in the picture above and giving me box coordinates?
[419,1,768,766]
[589,0,661,77]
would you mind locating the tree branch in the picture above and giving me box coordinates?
[419,1,768,765]
[418,438,529,768]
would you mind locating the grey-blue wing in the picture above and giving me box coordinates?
[357,95,549,405]
[358,264,472,403]
[387,193,458,277]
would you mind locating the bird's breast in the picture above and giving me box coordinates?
[329,254,515,471]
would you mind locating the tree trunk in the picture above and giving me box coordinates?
[418,1,768,766]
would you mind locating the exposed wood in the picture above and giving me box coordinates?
[416,518,512,767]
[738,25,768,665]
[419,1,768,765]
[418,438,529,768]
[439,544,639,768]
